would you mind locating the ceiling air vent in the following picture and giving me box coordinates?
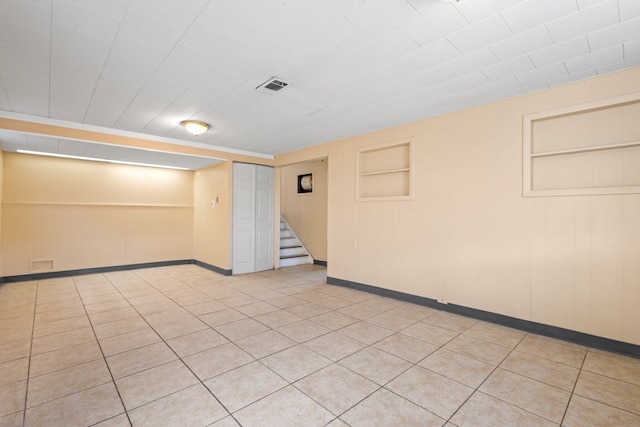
[256,77,290,93]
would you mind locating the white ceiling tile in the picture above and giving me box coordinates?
[501,0,577,34]
[49,28,111,121]
[587,17,640,52]
[452,0,522,24]
[65,0,128,20]
[196,0,266,42]
[57,139,89,156]
[528,37,590,68]
[447,14,512,54]
[624,39,640,60]
[596,55,640,75]
[108,33,171,67]
[53,0,120,42]
[515,62,568,87]
[489,26,553,61]
[155,45,220,84]
[404,39,461,70]
[129,0,206,30]
[179,22,243,61]
[444,71,490,92]
[345,0,419,36]
[619,0,640,21]
[564,45,623,74]
[577,0,610,9]
[26,135,59,152]
[401,4,468,47]
[362,30,420,63]
[481,55,535,81]
[119,8,183,48]
[547,69,597,87]
[446,48,499,76]
[0,77,12,110]
[546,0,619,43]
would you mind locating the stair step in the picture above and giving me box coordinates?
[280,254,310,259]
[280,245,302,249]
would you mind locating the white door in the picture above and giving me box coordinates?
[232,163,274,274]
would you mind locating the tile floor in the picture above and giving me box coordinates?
[1,264,639,426]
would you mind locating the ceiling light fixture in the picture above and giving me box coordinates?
[180,120,210,136]
[17,150,190,170]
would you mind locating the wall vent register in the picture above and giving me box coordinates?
[523,93,640,197]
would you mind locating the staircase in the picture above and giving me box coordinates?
[279,216,313,267]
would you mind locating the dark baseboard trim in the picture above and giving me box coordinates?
[1,259,235,283]
[192,260,232,276]
[327,276,640,359]
[313,260,328,267]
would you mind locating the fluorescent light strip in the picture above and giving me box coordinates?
[17,150,190,170]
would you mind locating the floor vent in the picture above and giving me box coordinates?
[31,259,54,272]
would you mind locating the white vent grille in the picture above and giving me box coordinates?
[256,77,290,93]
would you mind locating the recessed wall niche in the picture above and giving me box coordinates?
[523,93,640,197]
[356,139,413,201]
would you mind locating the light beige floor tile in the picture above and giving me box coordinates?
[29,340,103,377]
[337,303,380,320]
[444,334,512,365]
[115,360,198,410]
[143,307,192,327]
[314,297,352,311]
[219,295,260,308]
[234,330,297,359]
[464,322,525,349]
[286,302,331,318]
[79,292,124,306]
[84,299,131,315]
[107,342,178,379]
[234,386,334,427]
[126,293,170,308]
[153,316,209,340]
[235,301,279,317]
[0,358,29,386]
[183,343,254,381]
[99,328,161,357]
[308,311,359,330]
[32,315,91,338]
[0,340,31,364]
[261,345,332,382]
[199,308,248,327]
[24,383,124,427]
[387,302,438,321]
[387,366,473,419]
[582,350,640,387]
[205,361,287,412]
[88,307,140,325]
[374,333,437,363]
[340,347,412,385]
[128,383,227,427]
[276,319,331,343]
[262,295,306,309]
[450,392,557,427]
[500,350,579,391]
[419,348,494,388]
[215,318,269,341]
[422,311,477,333]
[360,296,402,311]
[563,394,640,427]
[92,413,130,426]
[34,306,86,324]
[0,380,26,417]
[365,312,416,331]
[184,300,227,316]
[516,335,585,368]
[480,368,570,423]
[36,298,83,314]
[400,321,459,347]
[167,328,228,357]
[0,411,23,427]
[30,327,95,355]
[209,416,241,427]
[295,364,378,415]
[339,321,394,345]
[134,300,180,316]
[27,359,111,407]
[254,309,303,328]
[304,332,367,361]
[93,316,148,339]
[341,388,445,427]
[574,371,640,415]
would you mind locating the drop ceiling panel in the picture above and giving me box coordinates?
[452,0,522,24]
[446,48,500,76]
[53,0,120,42]
[565,45,624,74]
[619,0,640,21]
[501,0,578,34]
[546,0,619,43]
[529,36,590,68]
[515,62,568,87]
[489,27,553,61]
[447,14,512,54]
[65,0,129,21]
[401,4,468,47]
[129,0,206,31]
[481,55,535,81]
[345,0,418,37]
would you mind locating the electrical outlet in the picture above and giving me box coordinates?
[437,297,448,304]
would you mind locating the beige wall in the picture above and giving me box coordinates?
[2,153,194,276]
[280,159,328,261]
[193,161,232,270]
[275,66,640,346]
[0,150,3,278]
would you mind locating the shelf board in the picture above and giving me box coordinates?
[359,168,410,177]
[531,140,640,158]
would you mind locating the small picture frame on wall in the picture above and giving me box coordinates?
[297,173,313,194]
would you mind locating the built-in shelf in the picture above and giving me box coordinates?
[523,93,640,197]
[356,139,413,201]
